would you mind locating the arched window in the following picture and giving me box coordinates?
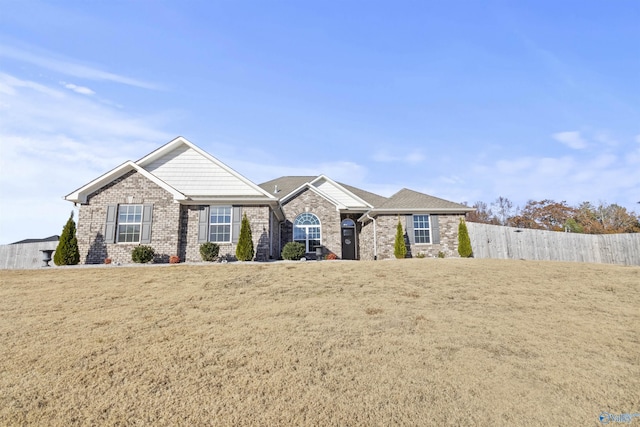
[341,218,355,228]
[293,213,321,252]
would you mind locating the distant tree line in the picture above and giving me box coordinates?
[465,197,640,234]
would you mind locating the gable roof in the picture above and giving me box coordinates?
[259,175,384,210]
[65,137,471,216]
[138,137,276,200]
[340,183,389,207]
[65,160,188,204]
[65,137,276,204]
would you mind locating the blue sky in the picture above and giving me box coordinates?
[1,0,639,244]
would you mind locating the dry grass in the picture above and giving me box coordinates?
[1,259,638,426]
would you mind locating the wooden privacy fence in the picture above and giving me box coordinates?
[467,222,640,266]
[0,241,59,269]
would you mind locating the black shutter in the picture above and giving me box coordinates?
[105,205,117,243]
[232,207,242,243]
[198,206,210,243]
[405,215,415,245]
[140,204,153,244]
[431,214,440,244]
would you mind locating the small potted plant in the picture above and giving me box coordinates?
[104,257,112,264]
[169,255,180,264]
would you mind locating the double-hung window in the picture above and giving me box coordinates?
[105,204,152,244]
[413,214,431,244]
[117,205,143,243]
[209,206,231,243]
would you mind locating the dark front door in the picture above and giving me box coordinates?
[341,219,356,260]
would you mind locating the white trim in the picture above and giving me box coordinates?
[136,136,277,200]
[279,182,346,209]
[116,204,143,244]
[65,161,187,204]
[358,208,472,222]
[412,214,432,244]
[208,205,233,243]
[309,175,373,208]
[182,197,275,204]
[293,212,322,253]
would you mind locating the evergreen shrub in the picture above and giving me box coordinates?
[132,245,155,263]
[394,220,407,259]
[53,212,80,266]
[235,213,254,261]
[282,242,306,260]
[458,218,473,258]
[200,242,220,261]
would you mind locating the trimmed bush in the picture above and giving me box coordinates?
[235,213,254,261]
[394,219,407,259]
[458,218,473,258]
[200,242,220,262]
[282,242,306,260]
[131,245,155,263]
[53,212,80,266]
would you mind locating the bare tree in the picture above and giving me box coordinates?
[491,196,514,226]
[466,201,498,224]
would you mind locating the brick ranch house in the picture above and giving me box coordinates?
[65,137,473,264]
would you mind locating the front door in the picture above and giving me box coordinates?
[341,219,357,260]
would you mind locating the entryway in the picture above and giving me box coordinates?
[341,218,357,260]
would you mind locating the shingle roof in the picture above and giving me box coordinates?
[258,176,389,207]
[10,235,60,245]
[259,176,316,200]
[375,188,472,211]
[258,178,471,213]
[339,183,388,207]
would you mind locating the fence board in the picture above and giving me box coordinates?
[467,223,640,266]
[0,242,59,270]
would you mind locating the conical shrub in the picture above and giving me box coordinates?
[458,218,473,258]
[54,212,80,266]
[394,219,407,259]
[235,213,254,261]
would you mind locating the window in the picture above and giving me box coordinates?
[117,205,143,243]
[413,214,431,244]
[209,206,231,242]
[293,213,321,252]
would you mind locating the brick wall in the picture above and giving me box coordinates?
[244,206,271,261]
[280,188,341,258]
[180,205,271,262]
[78,171,180,264]
[359,214,465,260]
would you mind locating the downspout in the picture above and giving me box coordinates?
[366,213,377,260]
[269,211,273,259]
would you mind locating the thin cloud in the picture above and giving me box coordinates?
[227,156,369,188]
[468,147,640,211]
[61,82,95,95]
[0,72,172,244]
[0,43,159,90]
[553,131,588,150]
[0,72,63,98]
[372,149,425,165]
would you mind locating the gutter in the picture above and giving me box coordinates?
[364,207,475,214]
